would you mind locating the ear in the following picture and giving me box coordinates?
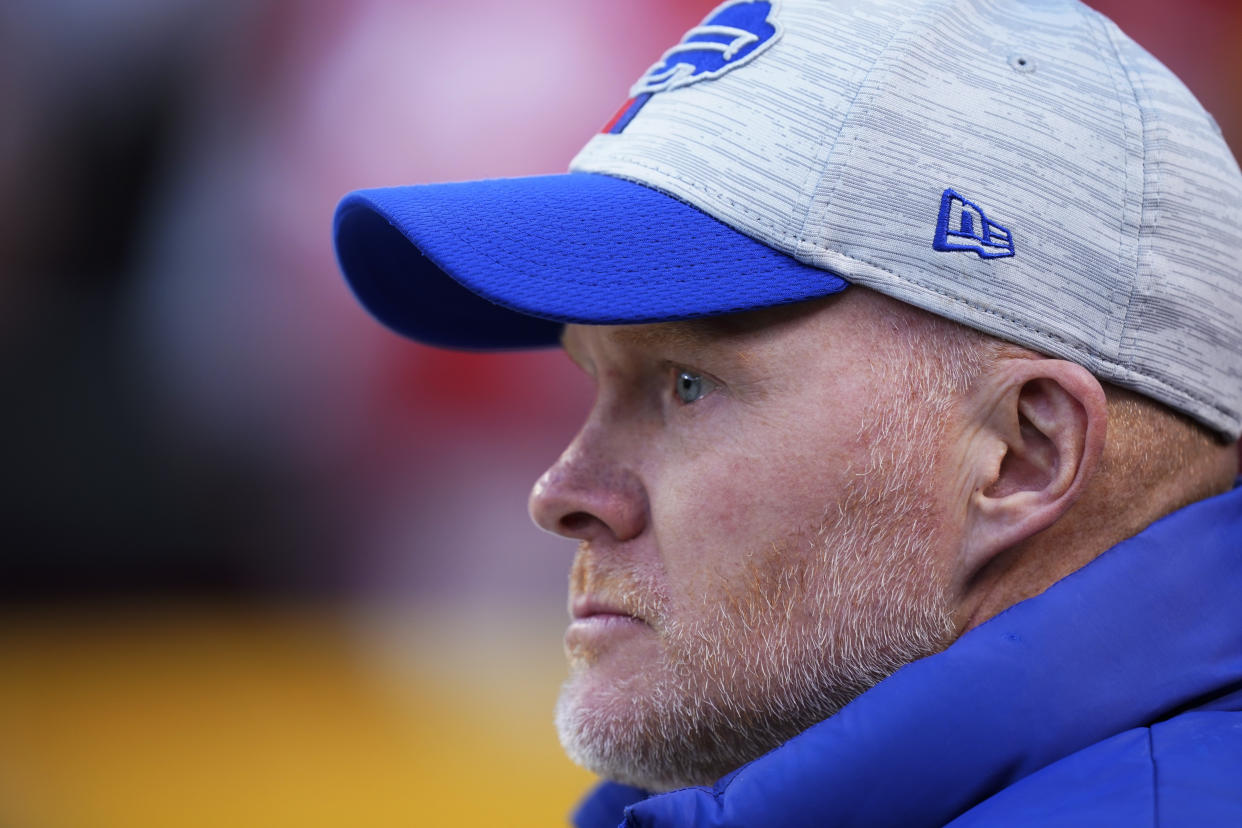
[958,359,1108,576]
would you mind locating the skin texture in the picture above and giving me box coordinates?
[528,286,1239,792]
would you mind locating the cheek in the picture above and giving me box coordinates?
[649,424,858,601]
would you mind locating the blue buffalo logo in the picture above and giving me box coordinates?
[603,0,782,134]
[633,0,782,95]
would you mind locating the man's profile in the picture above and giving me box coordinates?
[333,0,1242,824]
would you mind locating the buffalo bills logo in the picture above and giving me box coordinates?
[602,0,783,135]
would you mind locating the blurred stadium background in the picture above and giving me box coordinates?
[0,0,1238,825]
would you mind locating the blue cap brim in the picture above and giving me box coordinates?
[333,172,849,350]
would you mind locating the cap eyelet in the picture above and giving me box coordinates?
[1008,54,1036,74]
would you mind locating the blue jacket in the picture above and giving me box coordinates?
[575,483,1242,827]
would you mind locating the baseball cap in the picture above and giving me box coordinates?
[333,0,1242,439]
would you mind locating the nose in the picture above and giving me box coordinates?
[528,431,648,544]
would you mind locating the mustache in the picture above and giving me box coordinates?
[569,542,666,627]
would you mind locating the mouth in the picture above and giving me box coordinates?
[565,598,650,656]
[571,596,644,623]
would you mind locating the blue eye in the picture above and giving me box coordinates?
[674,370,716,404]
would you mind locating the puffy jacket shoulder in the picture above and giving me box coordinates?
[949,711,1242,827]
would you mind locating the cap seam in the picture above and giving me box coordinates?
[791,2,919,249]
[1081,5,1142,358]
[589,157,1239,429]
[1113,34,1161,369]
[1091,8,1152,367]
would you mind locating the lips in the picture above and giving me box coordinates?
[565,595,650,656]
[571,595,643,623]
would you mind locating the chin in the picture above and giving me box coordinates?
[554,662,750,793]
[554,669,680,792]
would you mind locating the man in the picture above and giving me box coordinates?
[334,0,1242,824]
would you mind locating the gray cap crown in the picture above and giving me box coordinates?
[572,0,1242,438]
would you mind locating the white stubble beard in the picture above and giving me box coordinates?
[554,425,959,792]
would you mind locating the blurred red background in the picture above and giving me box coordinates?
[0,1,1238,825]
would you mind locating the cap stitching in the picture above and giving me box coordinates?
[1082,6,1140,357]
[792,3,917,248]
[1111,30,1161,374]
[1092,9,1151,369]
[594,155,1238,427]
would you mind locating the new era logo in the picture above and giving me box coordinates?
[933,189,1015,259]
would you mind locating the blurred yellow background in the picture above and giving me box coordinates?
[0,603,593,827]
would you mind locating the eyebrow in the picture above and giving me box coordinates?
[559,320,732,367]
[559,321,721,376]
[559,299,834,365]
[607,320,725,352]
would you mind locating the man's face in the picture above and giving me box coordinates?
[529,290,963,791]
